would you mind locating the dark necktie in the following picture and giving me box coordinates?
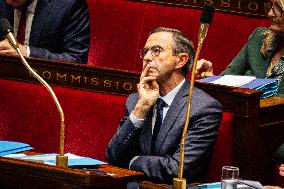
[17,7,27,45]
[151,98,165,154]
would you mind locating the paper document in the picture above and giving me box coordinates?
[12,153,107,167]
[237,179,263,189]
[211,75,256,87]
[3,153,27,158]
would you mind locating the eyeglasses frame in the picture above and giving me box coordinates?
[139,45,163,59]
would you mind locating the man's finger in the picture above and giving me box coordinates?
[0,49,17,56]
[140,64,150,80]
[140,76,156,84]
[196,59,204,70]
[0,42,9,50]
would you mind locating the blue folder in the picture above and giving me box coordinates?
[0,141,33,156]
[199,76,279,98]
[19,153,107,167]
[47,157,107,167]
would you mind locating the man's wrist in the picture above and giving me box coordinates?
[132,100,152,119]
[130,112,145,128]
[19,44,28,57]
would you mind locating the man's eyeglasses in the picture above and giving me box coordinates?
[271,0,284,17]
[139,45,162,59]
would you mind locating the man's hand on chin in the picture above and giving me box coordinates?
[0,39,27,57]
[133,64,160,119]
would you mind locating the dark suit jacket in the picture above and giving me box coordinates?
[0,0,90,64]
[106,80,222,183]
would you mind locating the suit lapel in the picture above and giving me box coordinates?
[155,80,189,153]
[29,0,51,45]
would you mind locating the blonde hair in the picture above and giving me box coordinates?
[260,30,276,57]
[280,0,284,9]
[260,0,284,56]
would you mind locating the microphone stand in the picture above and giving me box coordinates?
[173,23,209,189]
[6,33,68,167]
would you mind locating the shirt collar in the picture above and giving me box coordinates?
[160,78,185,107]
[16,0,38,14]
[29,0,38,14]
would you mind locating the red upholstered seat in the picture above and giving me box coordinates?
[86,0,270,75]
[0,79,126,161]
[208,112,234,182]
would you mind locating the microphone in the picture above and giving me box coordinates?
[0,18,68,167]
[199,5,214,45]
[173,5,214,189]
[0,18,19,49]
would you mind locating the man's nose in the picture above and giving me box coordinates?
[143,52,153,68]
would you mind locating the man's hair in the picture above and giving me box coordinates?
[149,27,195,76]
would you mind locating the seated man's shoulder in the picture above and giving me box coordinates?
[50,0,87,8]
[193,88,222,107]
[125,93,139,112]
[193,87,214,100]
[128,93,139,100]
[126,93,139,105]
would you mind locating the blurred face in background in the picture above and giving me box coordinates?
[5,0,32,8]
[268,0,284,35]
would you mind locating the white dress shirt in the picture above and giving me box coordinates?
[13,0,38,56]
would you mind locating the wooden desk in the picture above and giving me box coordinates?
[195,81,284,184]
[0,156,144,189]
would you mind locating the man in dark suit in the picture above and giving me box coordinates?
[0,0,90,64]
[106,27,222,184]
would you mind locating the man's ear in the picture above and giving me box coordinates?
[175,53,189,69]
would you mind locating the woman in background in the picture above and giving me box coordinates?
[196,0,284,97]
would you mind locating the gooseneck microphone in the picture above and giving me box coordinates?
[0,18,68,167]
[199,5,214,45]
[173,5,215,189]
[0,18,19,49]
